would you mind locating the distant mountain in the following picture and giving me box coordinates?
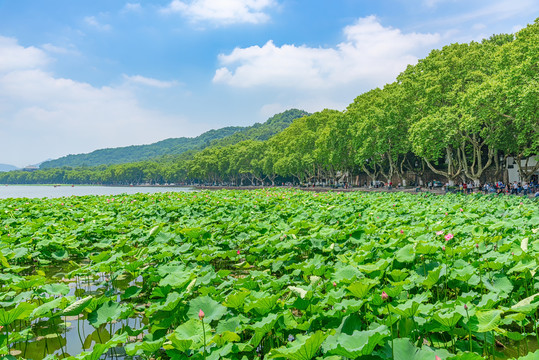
[210,109,311,148]
[40,127,243,169]
[0,164,18,172]
[40,109,309,169]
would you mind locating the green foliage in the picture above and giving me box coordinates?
[1,189,538,358]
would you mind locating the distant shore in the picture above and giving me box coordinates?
[194,184,447,194]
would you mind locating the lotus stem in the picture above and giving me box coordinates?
[199,309,207,360]
[386,303,394,360]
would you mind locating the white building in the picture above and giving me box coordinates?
[507,156,539,183]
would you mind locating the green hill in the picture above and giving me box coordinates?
[40,109,309,169]
[0,164,18,172]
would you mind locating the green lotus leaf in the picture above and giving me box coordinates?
[125,338,165,356]
[322,325,389,357]
[422,266,443,289]
[347,278,377,299]
[121,285,142,300]
[391,337,452,360]
[510,292,539,314]
[249,313,280,346]
[211,331,241,347]
[390,299,422,318]
[31,296,67,318]
[188,295,228,322]
[60,295,93,317]
[40,283,70,296]
[395,244,415,263]
[269,331,327,360]
[0,302,35,326]
[244,293,279,315]
[433,310,462,328]
[75,332,128,360]
[168,318,211,352]
[223,290,250,309]
[158,268,193,289]
[88,301,129,328]
[469,309,503,333]
[288,285,309,299]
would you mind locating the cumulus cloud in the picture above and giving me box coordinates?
[123,3,142,13]
[0,36,49,72]
[213,16,440,90]
[161,0,277,25]
[123,74,179,88]
[0,36,201,167]
[84,16,112,31]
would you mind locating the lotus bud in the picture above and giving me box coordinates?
[400,229,404,234]
[464,304,468,310]
[381,291,389,300]
[237,249,240,255]
[436,356,442,360]
[333,281,337,287]
[198,309,205,320]
[475,243,479,249]
[442,246,445,251]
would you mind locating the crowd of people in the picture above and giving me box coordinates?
[362,179,539,198]
[447,181,539,197]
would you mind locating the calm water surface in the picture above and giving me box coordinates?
[0,185,195,199]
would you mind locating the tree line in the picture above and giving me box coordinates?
[1,19,537,186]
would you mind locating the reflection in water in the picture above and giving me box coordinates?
[11,264,147,359]
[501,336,539,359]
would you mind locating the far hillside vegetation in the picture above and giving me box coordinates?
[39,109,310,169]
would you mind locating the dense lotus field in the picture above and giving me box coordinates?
[1,189,538,360]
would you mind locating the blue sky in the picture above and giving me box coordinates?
[0,0,537,167]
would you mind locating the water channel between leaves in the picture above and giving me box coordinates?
[7,262,146,359]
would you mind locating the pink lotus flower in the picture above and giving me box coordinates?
[436,231,444,236]
[442,246,446,251]
[198,309,205,320]
[237,250,240,255]
[400,230,404,234]
[435,356,442,360]
[444,233,454,241]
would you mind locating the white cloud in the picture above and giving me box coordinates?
[84,16,112,31]
[41,43,80,56]
[213,16,440,90]
[161,0,276,25]
[123,74,179,88]
[0,36,49,72]
[0,36,204,167]
[123,3,142,13]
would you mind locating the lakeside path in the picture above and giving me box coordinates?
[195,185,448,195]
[194,185,539,198]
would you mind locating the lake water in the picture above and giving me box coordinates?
[0,185,195,199]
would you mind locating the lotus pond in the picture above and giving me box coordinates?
[0,189,538,360]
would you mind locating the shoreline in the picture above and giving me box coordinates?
[2,183,536,198]
[195,184,445,195]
